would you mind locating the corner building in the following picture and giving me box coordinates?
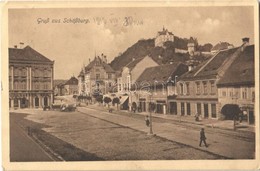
[9,46,54,108]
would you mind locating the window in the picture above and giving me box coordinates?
[96,68,100,72]
[252,91,255,102]
[14,98,19,107]
[196,82,200,94]
[43,82,49,90]
[179,83,184,95]
[187,103,191,115]
[127,76,131,90]
[108,82,112,87]
[210,81,216,94]
[14,81,18,90]
[242,88,247,99]
[96,73,100,80]
[229,90,233,97]
[21,68,27,77]
[186,83,190,95]
[20,81,27,90]
[197,103,201,115]
[34,81,40,90]
[222,90,226,97]
[181,102,185,115]
[211,104,217,118]
[108,73,112,79]
[203,81,208,94]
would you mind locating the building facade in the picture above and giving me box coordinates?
[9,46,54,108]
[64,76,78,95]
[176,38,254,121]
[78,54,116,96]
[217,43,255,124]
[117,56,158,93]
[130,62,188,114]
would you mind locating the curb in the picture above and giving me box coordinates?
[83,106,254,134]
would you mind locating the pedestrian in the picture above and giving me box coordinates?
[199,128,208,147]
[145,115,150,127]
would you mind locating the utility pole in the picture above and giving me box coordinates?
[148,92,154,135]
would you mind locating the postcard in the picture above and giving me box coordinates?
[1,0,259,170]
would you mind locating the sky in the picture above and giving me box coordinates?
[8,6,254,79]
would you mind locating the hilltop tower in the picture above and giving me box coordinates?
[188,37,196,56]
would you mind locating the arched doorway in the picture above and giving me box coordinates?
[35,97,39,107]
[14,98,19,108]
[43,96,48,106]
[20,97,27,108]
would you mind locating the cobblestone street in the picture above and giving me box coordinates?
[11,106,255,160]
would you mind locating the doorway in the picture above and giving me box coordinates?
[204,103,209,118]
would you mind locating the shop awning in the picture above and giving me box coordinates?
[120,96,129,105]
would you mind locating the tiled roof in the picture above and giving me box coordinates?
[9,46,53,63]
[180,47,239,81]
[158,28,173,36]
[84,56,115,73]
[65,76,78,85]
[217,45,254,86]
[54,79,66,87]
[211,42,234,51]
[135,62,188,87]
[125,57,145,70]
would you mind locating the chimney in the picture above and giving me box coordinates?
[241,37,250,51]
[188,65,193,71]
[19,42,24,49]
[104,55,107,63]
[14,45,17,48]
[242,37,249,45]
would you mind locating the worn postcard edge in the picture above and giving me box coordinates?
[1,1,259,170]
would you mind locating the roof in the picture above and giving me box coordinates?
[180,47,239,81]
[54,79,66,88]
[188,37,196,43]
[135,62,188,88]
[217,45,254,86]
[157,27,173,36]
[84,56,115,73]
[65,76,78,85]
[125,57,145,70]
[211,42,234,52]
[9,46,53,63]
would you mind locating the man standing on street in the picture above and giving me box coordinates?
[199,128,208,147]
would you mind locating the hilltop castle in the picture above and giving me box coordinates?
[155,27,174,47]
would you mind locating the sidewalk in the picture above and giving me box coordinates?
[10,114,53,161]
[86,104,255,133]
[78,107,255,159]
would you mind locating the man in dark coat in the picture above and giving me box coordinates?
[199,128,208,147]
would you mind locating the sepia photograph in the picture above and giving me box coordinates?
[2,1,259,170]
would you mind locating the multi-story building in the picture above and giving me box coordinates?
[176,38,254,121]
[116,55,158,110]
[64,76,78,95]
[130,62,188,114]
[117,56,158,93]
[78,54,116,96]
[9,45,54,108]
[155,27,174,47]
[217,43,255,124]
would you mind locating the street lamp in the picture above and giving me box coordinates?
[148,91,155,136]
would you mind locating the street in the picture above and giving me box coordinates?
[10,106,255,161]
[10,114,53,162]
